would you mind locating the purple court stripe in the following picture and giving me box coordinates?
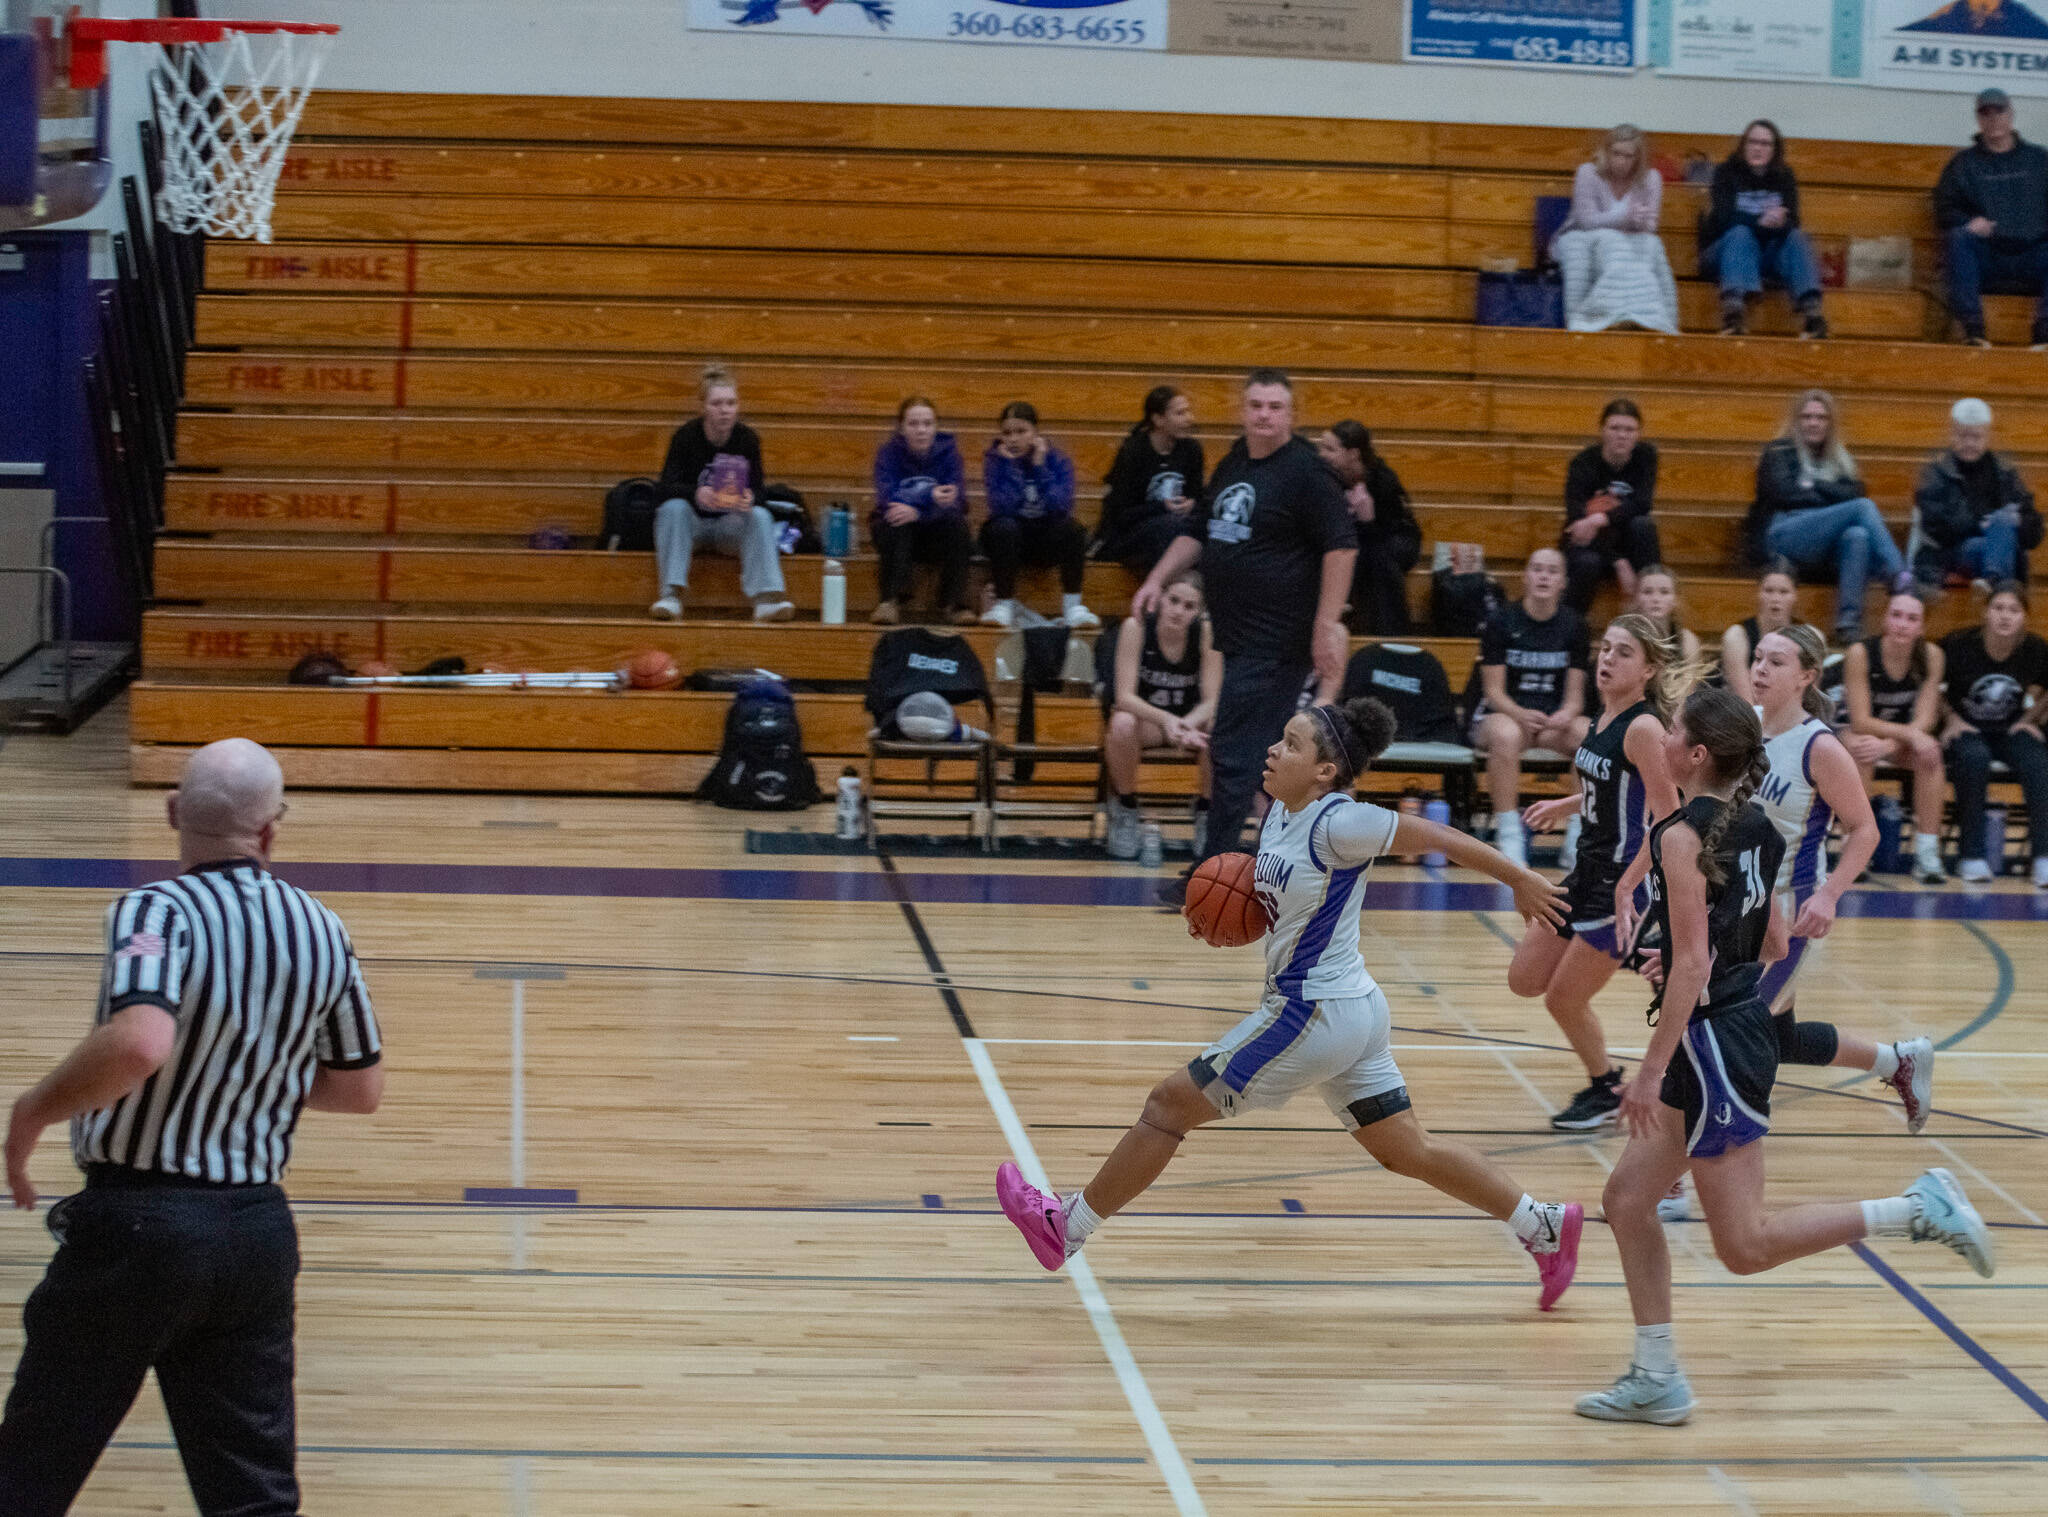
[464,1187,578,1205]
[9,856,2048,919]
[1852,1241,2048,1423]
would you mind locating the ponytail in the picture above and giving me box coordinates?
[1675,685,1768,889]
[1696,748,1769,889]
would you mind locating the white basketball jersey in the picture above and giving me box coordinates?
[1755,711,1833,896]
[1252,794,1396,1003]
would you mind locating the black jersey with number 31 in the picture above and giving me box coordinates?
[1645,795,1786,1021]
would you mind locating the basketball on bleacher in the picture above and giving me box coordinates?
[1182,852,1271,948]
[357,660,397,679]
[623,648,681,690]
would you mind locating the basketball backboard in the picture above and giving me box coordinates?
[1,1,111,232]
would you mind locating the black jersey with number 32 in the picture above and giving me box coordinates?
[1645,795,1785,1021]
[1572,698,1653,878]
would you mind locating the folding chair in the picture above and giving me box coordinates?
[863,628,996,845]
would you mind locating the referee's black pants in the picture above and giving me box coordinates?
[1197,653,1313,866]
[0,1175,300,1517]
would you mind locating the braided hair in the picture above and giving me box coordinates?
[1678,685,1768,888]
[1304,696,1398,792]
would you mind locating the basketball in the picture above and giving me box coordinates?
[1182,852,1271,948]
[623,648,681,690]
[356,660,398,679]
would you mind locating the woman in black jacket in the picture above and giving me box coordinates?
[1317,419,1421,634]
[1698,121,1826,339]
[1743,390,1906,643]
[1093,385,1205,575]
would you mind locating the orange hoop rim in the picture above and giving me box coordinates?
[67,17,341,90]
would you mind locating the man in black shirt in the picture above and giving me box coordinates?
[1135,369,1356,899]
[1473,548,1591,865]
[1561,399,1661,615]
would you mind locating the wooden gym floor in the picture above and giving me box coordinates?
[1,703,2044,1514]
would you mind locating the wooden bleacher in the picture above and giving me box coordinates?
[138,95,2048,792]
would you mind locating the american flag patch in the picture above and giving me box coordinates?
[113,932,166,962]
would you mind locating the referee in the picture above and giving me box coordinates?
[0,739,383,1516]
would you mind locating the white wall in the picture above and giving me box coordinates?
[206,0,2008,149]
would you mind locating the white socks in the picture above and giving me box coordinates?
[1063,1192,1102,1257]
[1870,1043,1901,1081]
[1634,1323,1678,1377]
[1861,1195,1915,1238]
[1509,1193,1565,1254]
[1915,833,1941,863]
[1062,592,1084,614]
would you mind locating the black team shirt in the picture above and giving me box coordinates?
[1480,601,1591,715]
[1178,435,1353,660]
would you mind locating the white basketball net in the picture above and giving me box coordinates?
[146,27,333,242]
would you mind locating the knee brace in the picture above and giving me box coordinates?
[1774,1011,1839,1067]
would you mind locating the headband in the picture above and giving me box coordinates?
[1311,704,1357,778]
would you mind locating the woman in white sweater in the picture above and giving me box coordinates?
[1551,125,1679,335]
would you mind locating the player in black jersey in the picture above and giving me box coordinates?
[1576,686,1995,1427]
[1508,615,1683,1131]
[1840,588,1948,882]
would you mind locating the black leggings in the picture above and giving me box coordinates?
[1774,1008,1839,1066]
[981,514,1086,599]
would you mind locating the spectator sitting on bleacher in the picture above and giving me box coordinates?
[1630,564,1701,668]
[1102,570,1221,860]
[1699,119,1827,339]
[1745,389,1907,643]
[1934,88,2048,349]
[1550,125,1678,336]
[1315,420,1420,635]
[1560,399,1661,614]
[1913,398,2041,592]
[980,402,1099,631]
[1841,588,1948,884]
[1940,581,2048,885]
[1471,547,1591,866]
[650,364,793,623]
[1094,386,1205,576]
[870,396,975,627]
[1718,558,1799,701]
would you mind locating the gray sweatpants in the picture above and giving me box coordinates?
[654,500,785,597]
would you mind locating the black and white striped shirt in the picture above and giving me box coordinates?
[76,859,381,1185]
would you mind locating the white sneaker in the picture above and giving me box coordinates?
[1906,1167,1995,1277]
[2033,857,2048,889]
[1104,797,1142,860]
[1575,1365,1696,1425]
[1887,1037,1935,1135]
[1496,817,1527,869]
[1911,848,1947,885]
[752,599,795,622]
[1656,1180,1688,1223]
[1957,858,1994,884]
[649,595,682,621]
[1558,814,1582,873]
[1062,602,1101,630]
[980,598,1018,629]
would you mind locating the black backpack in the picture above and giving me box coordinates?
[760,481,822,554]
[601,476,663,552]
[1430,567,1504,637]
[697,677,821,810]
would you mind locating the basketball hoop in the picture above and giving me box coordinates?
[68,17,339,242]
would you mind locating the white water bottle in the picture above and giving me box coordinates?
[821,557,847,625]
[836,767,865,841]
[1139,823,1164,869]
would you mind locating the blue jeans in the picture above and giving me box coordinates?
[1915,514,2024,586]
[1700,224,1821,302]
[1943,227,2048,336]
[1762,498,1904,633]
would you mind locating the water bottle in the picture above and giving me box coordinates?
[1421,798,1451,869]
[820,558,847,625]
[1139,823,1164,870]
[1870,794,1904,874]
[1395,794,1423,864]
[1985,805,2007,875]
[824,504,853,559]
[836,767,865,841]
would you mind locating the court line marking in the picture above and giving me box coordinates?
[980,1037,2048,1060]
[104,1441,1146,1464]
[1851,1242,2048,1424]
[874,853,1205,1517]
[1706,1465,1761,1517]
[1906,1461,1967,1517]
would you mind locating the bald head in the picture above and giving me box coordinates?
[172,739,285,852]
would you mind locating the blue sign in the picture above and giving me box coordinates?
[1406,0,1638,69]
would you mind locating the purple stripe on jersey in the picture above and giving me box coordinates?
[1221,994,1317,1093]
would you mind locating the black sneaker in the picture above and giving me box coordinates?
[1551,1068,1625,1131]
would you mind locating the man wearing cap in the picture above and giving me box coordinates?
[1914,398,2042,591]
[1933,89,2048,348]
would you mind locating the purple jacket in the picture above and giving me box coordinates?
[982,441,1077,521]
[871,431,967,527]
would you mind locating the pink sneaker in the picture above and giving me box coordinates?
[997,1161,1068,1271]
[1529,1201,1583,1312]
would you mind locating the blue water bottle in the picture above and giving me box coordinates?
[1870,795,1903,874]
[1421,798,1451,869]
[824,504,853,558]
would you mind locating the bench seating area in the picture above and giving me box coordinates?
[137,95,2047,792]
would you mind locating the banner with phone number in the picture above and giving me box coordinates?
[1405,0,1636,70]
[686,0,1166,50]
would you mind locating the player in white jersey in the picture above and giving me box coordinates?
[1747,626,1935,1132]
[998,697,1590,1310]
